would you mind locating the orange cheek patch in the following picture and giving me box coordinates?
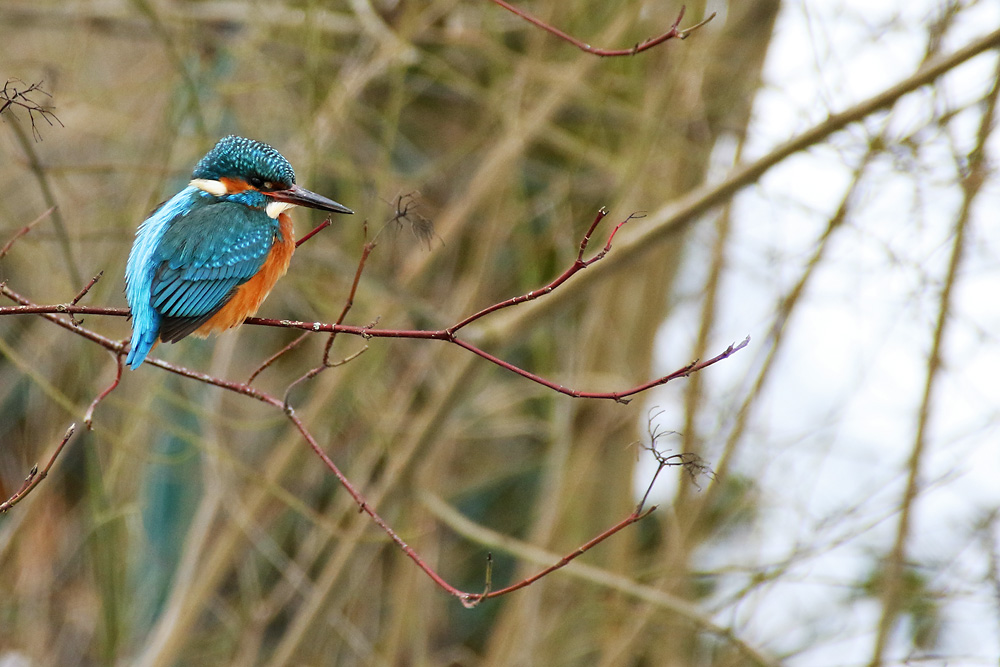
[220,176,252,194]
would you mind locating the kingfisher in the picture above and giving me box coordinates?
[125,135,353,369]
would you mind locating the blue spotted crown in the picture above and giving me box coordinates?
[192,135,296,185]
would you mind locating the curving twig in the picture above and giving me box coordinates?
[489,2,716,57]
[280,227,376,405]
[0,424,75,513]
[442,412,714,605]
[0,206,56,260]
[84,352,124,429]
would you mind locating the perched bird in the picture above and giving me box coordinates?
[125,135,353,369]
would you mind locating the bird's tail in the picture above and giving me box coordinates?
[126,327,159,369]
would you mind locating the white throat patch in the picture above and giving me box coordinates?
[266,201,295,219]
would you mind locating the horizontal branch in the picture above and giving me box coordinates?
[0,295,748,403]
[1,208,747,402]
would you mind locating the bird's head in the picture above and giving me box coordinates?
[189,135,353,218]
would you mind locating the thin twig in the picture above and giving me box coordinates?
[281,231,376,404]
[444,209,637,333]
[432,406,711,604]
[0,206,56,259]
[246,332,310,384]
[323,236,376,365]
[84,352,124,429]
[70,271,104,306]
[489,2,715,57]
[421,491,778,666]
[474,505,657,602]
[67,271,104,325]
[0,424,75,513]
[449,411,717,606]
[295,218,332,248]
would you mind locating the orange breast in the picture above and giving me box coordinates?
[194,213,295,337]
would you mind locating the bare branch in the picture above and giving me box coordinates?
[2,210,748,402]
[0,198,748,606]
[84,353,124,429]
[67,271,104,326]
[421,491,778,666]
[0,206,56,259]
[0,266,744,605]
[489,2,715,57]
[636,408,714,509]
[295,217,332,248]
[277,228,376,399]
[0,424,75,513]
[246,332,309,384]
[70,271,104,307]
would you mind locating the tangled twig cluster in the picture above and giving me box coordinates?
[0,79,63,141]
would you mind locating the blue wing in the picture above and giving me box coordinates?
[125,189,279,369]
[151,201,278,341]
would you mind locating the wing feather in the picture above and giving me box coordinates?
[149,200,279,343]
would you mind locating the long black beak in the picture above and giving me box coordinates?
[270,184,353,214]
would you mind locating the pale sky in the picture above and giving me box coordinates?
[640,0,1000,663]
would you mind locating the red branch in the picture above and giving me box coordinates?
[489,2,716,57]
[68,270,103,325]
[0,206,749,603]
[0,424,75,513]
[0,210,749,403]
[0,206,56,259]
[295,218,332,248]
[245,331,309,385]
[278,230,376,403]
[70,271,103,306]
[247,222,373,386]
[84,352,123,429]
[472,505,657,604]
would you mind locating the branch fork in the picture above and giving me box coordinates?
[1,200,747,601]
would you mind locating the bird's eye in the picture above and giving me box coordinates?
[249,176,264,188]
